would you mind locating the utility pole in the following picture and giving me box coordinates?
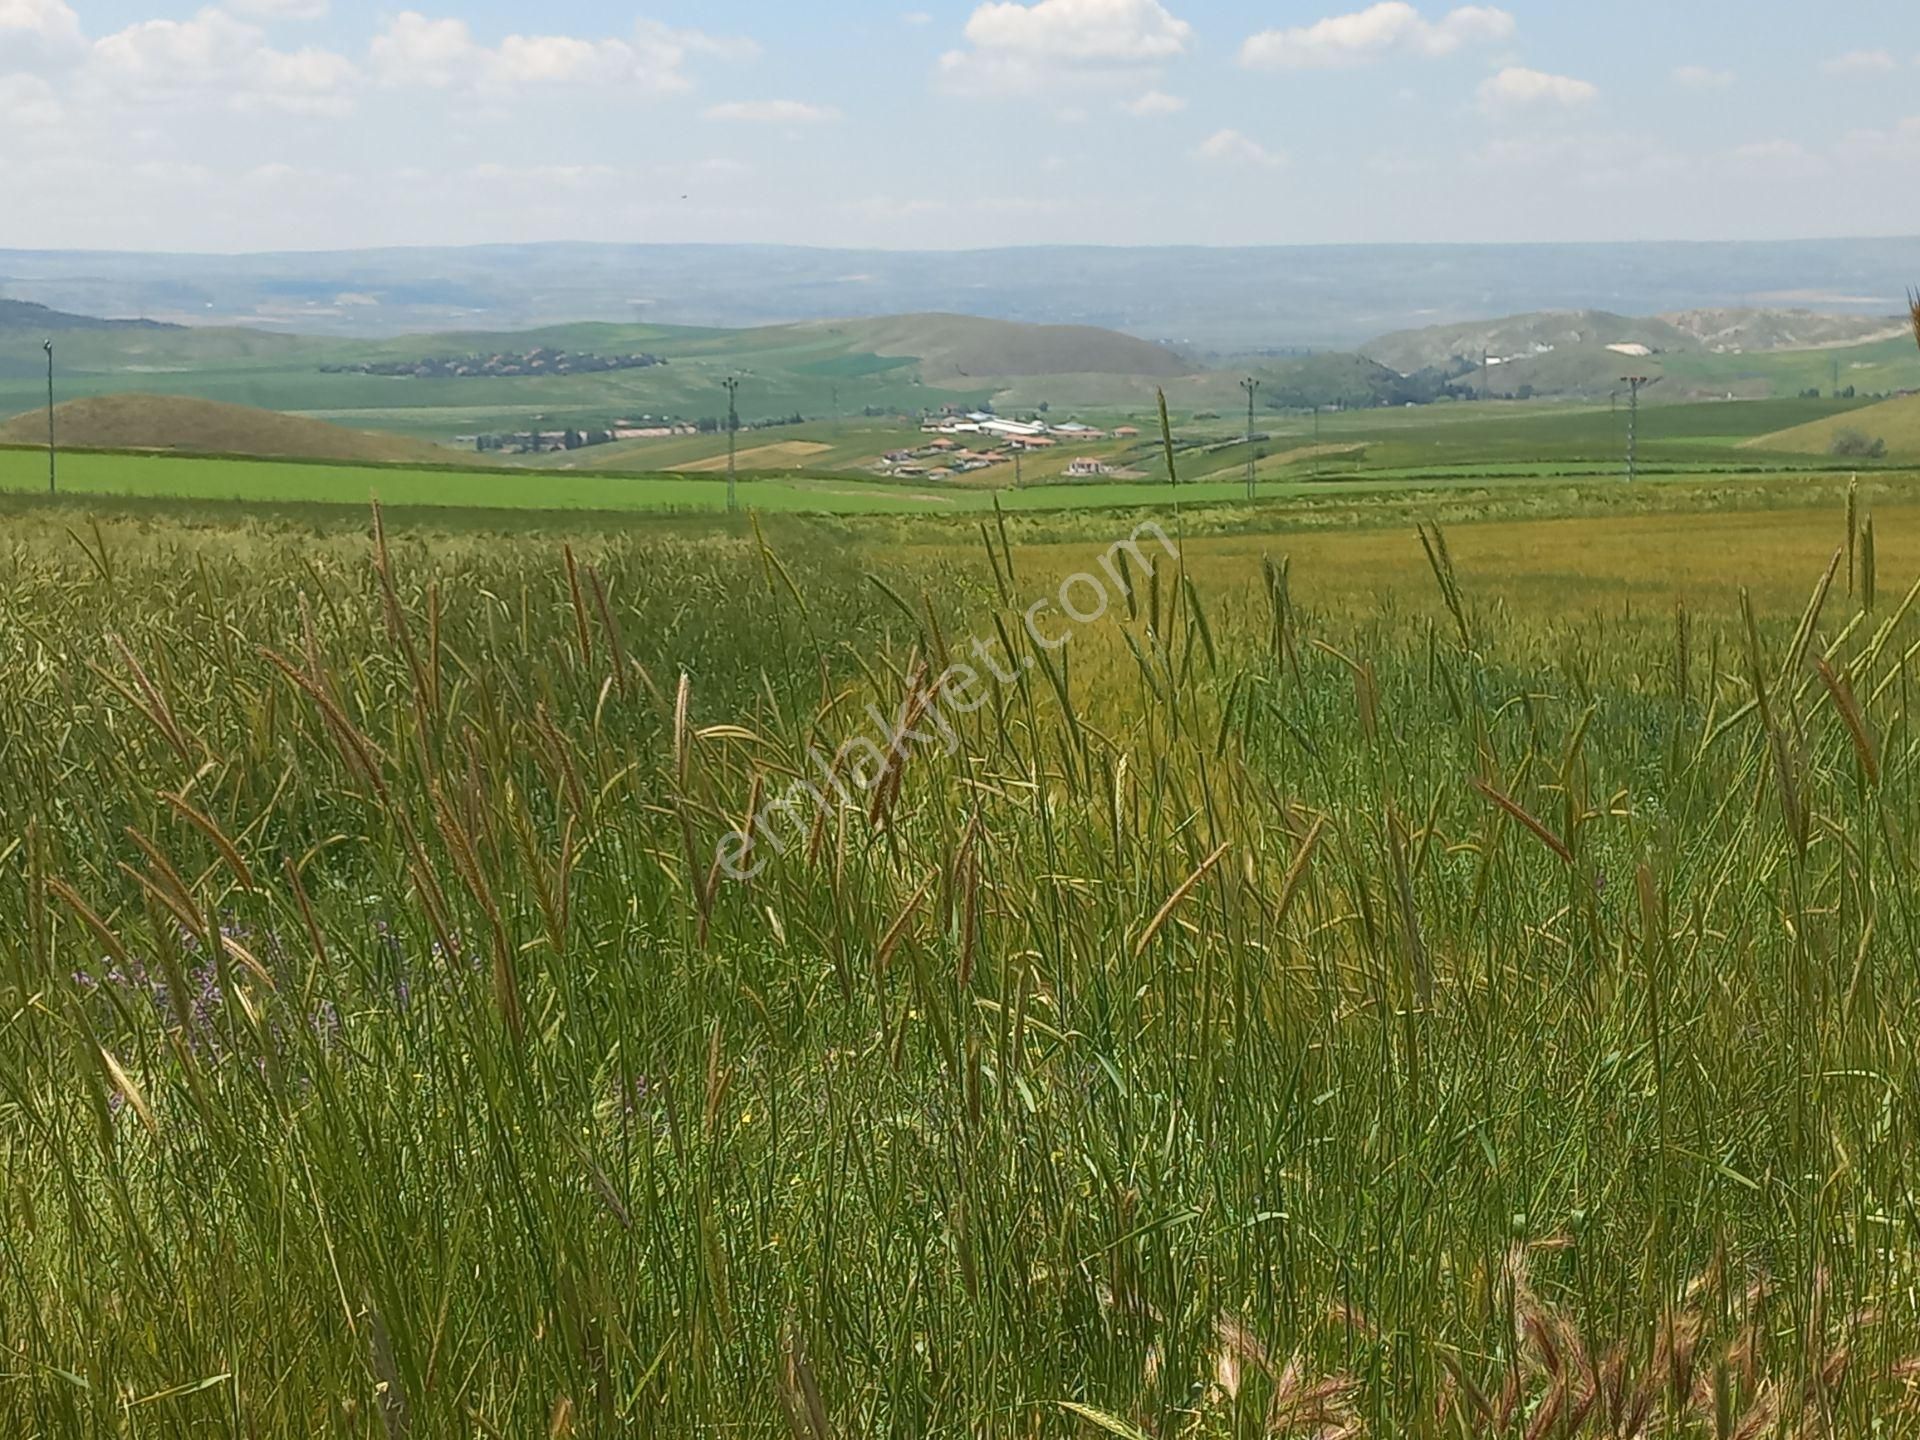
[1013,442,1023,489]
[44,340,56,495]
[1240,376,1260,501]
[1621,375,1651,482]
[1481,347,1489,400]
[723,375,741,514]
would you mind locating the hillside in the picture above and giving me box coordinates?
[1746,392,1920,459]
[1362,310,1692,378]
[0,298,181,334]
[793,314,1190,383]
[1660,308,1908,353]
[1362,306,1920,402]
[0,395,459,464]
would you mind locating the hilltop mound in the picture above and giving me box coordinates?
[0,394,455,464]
[797,313,1190,382]
[0,299,180,333]
[1747,392,1920,459]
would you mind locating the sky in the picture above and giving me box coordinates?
[2,0,1919,253]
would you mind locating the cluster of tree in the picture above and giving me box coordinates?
[475,428,619,455]
[690,413,808,434]
[1829,429,1888,459]
[323,348,666,381]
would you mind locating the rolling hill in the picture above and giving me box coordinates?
[1746,392,1920,459]
[0,394,460,464]
[0,298,181,334]
[1363,306,1918,402]
[1362,310,1691,377]
[792,313,1190,383]
[1661,308,1909,353]
[0,308,1202,447]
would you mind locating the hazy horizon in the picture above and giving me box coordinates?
[6,232,1920,261]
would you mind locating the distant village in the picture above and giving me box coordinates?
[465,411,806,456]
[322,347,667,381]
[459,403,1147,467]
[877,410,1143,479]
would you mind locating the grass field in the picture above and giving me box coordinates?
[7,468,1920,1437]
[11,436,1918,535]
[1751,393,1920,462]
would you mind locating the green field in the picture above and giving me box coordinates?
[6,304,1920,1436]
[10,435,1912,532]
[7,472,1920,1435]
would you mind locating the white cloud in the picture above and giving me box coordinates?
[845,192,1067,224]
[1473,131,1687,189]
[903,10,933,23]
[1240,3,1513,70]
[0,0,86,67]
[703,99,841,123]
[1841,115,1920,149]
[1194,128,1285,167]
[1672,64,1732,91]
[1125,88,1185,115]
[1478,66,1597,110]
[131,159,213,187]
[367,13,470,88]
[1821,50,1896,76]
[247,46,358,113]
[468,161,623,188]
[963,0,1190,60]
[88,8,358,114]
[0,71,62,126]
[370,13,753,95]
[1729,139,1828,179]
[938,0,1191,94]
[228,0,329,19]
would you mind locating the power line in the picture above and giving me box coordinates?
[723,375,741,514]
[1620,375,1657,482]
[43,340,55,496]
[1240,376,1260,502]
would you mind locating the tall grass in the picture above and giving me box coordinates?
[3,496,1920,1437]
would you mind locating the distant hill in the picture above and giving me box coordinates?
[1363,310,1692,378]
[5,238,1917,348]
[1660,308,1907,353]
[1747,393,1920,459]
[1362,306,1920,402]
[794,313,1190,382]
[0,299,180,333]
[0,394,457,464]
[1250,352,1450,410]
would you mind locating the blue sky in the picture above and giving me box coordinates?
[3,0,1918,252]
